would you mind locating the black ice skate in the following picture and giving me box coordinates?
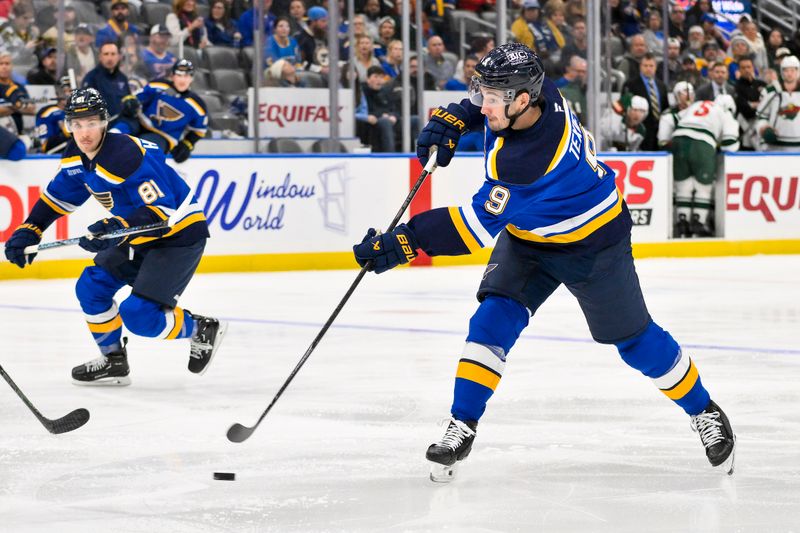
[673,213,690,238]
[426,417,478,483]
[72,339,131,386]
[691,400,736,475]
[188,313,228,375]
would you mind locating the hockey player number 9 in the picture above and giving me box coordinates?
[138,180,166,204]
[485,185,510,215]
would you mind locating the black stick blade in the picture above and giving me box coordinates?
[227,423,255,443]
[46,408,90,434]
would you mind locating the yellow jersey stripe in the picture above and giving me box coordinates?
[456,360,501,391]
[87,315,123,333]
[185,98,205,116]
[545,97,572,174]
[129,212,206,245]
[486,137,503,180]
[147,205,169,220]
[61,155,82,168]
[506,191,623,244]
[150,82,172,90]
[662,360,699,400]
[40,193,71,215]
[166,308,185,339]
[448,206,482,253]
[128,135,147,155]
[96,164,124,183]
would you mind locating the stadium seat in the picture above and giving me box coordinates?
[198,91,224,113]
[99,0,140,23]
[190,70,210,90]
[142,3,172,28]
[177,46,203,69]
[311,139,348,153]
[204,47,239,71]
[211,69,248,96]
[239,46,255,70]
[71,0,105,25]
[268,138,304,153]
[297,70,326,88]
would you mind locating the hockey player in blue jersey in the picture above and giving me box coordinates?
[353,43,736,480]
[35,76,72,154]
[4,88,227,386]
[135,59,208,163]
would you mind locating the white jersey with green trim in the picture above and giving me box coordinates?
[673,100,740,151]
[756,87,800,146]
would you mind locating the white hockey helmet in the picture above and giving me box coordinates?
[714,93,736,115]
[672,80,695,99]
[781,55,800,71]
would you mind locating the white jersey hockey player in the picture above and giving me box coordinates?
[756,55,800,151]
[657,81,695,147]
[668,94,740,237]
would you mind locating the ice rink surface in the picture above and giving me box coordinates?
[1,255,799,532]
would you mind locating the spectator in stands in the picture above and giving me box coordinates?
[444,54,477,91]
[617,33,647,82]
[677,55,703,88]
[0,3,41,59]
[564,0,584,26]
[142,25,177,80]
[757,55,800,151]
[362,0,382,41]
[601,94,649,152]
[389,53,435,141]
[701,14,729,51]
[622,52,668,151]
[26,46,57,85]
[353,33,380,83]
[657,38,683,89]
[608,0,642,37]
[380,39,403,78]
[511,0,540,52]
[559,56,587,122]
[238,0,276,47]
[288,0,309,35]
[41,6,77,50]
[696,41,725,78]
[95,0,140,48]
[167,0,209,49]
[696,62,734,100]
[374,17,397,60]
[684,25,705,60]
[205,0,242,47]
[642,10,665,59]
[740,18,768,73]
[766,29,787,71]
[266,16,301,66]
[469,35,495,61]
[560,16,586,69]
[66,25,97,86]
[121,33,149,90]
[82,41,139,135]
[35,0,59,32]
[727,35,753,80]
[668,6,687,44]
[356,65,398,153]
[543,1,570,66]
[734,56,766,150]
[296,6,329,77]
[0,50,36,159]
[264,58,306,87]
[685,0,714,29]
[424,35,456,89]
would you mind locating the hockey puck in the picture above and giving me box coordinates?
[213,472,236,481]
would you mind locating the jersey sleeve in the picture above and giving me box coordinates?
[184,94,208,141]
[720,111,740,152]
[755,88,778,132]
[136,82,159,107]
[39,161,91,217]
[657,112,677,147]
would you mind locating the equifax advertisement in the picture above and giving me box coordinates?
[723,154,800,240]
[247,88,354,138]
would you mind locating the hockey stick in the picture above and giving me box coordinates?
[0,364,90,434]
[22,221,171,255]
[227,152,439,443]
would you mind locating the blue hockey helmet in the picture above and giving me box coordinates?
[469,43,545,107]
[172,58,195,76]
[65,88,109,121]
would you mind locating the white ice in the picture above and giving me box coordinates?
[1,255,799,532]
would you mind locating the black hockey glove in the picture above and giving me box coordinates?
[416,103,469,168]
[170,139,193,163]
[79,217,129,253]
[121,94,140,118]
[4,223,42,268]
[762,127,778,144]
[353,224,419,274]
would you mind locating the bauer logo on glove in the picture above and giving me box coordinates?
[353,225,420,274]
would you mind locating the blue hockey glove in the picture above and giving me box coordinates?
[4,223,42,268]
[79,217,129,253]
[353,224,419,274]
[762,127,778,144]
[121,94,140,118]
[417,103,469,168]
[170,139,193,163]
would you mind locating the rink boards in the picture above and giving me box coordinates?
[1,152,799,279]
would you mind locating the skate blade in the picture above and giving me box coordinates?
[716,435,737,476]
[72,375,131,387]
[195,321,228,376]
[429,462,458,483]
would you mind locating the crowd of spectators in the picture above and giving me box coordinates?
[0,0,799,154]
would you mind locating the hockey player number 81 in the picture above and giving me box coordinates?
[485,185,510,215]
[138,180,166,204]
